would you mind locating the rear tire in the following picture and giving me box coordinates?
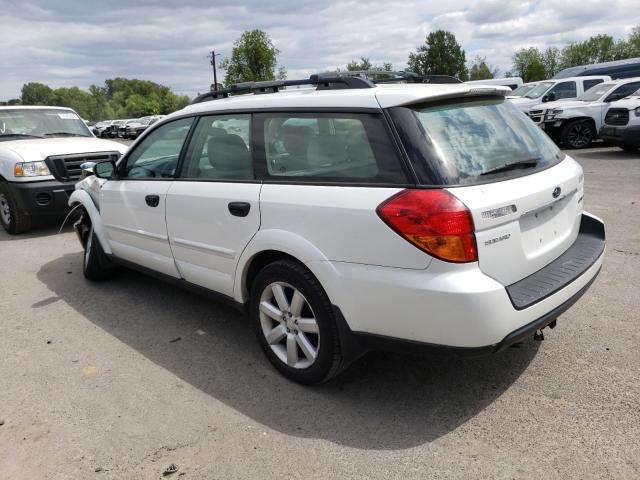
[83,227,115,281]
[0,182,31,234]
[561,120,595,149]
[250,260,346,384]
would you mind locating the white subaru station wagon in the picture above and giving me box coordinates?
[69,74,605,384]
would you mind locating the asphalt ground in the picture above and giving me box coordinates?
[0,146,638,479]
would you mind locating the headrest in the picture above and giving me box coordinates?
[208,133,250,170]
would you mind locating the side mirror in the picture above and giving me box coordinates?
[79,161,96,180]
[605,94,620,103]
[542,95,549,103]
[94,160,116,179]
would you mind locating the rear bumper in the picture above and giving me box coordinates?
[310,212,605,351]
[6,180,76,216]
[600,125,640,146]
[349,270,600,357]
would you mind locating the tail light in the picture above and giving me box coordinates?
[377,189,477,263]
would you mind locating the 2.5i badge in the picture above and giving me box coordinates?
[485,233,511,246]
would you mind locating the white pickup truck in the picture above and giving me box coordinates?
[0,106,127,234]
[527,77,640,148]
[600,91,640,151]
[508,76,611,113]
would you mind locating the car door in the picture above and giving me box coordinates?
[101,116,195,277]
[165,114,261,297]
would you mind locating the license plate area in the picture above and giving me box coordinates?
[519,193,576,257]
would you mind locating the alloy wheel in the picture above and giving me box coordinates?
[258,281,320,369]
[567,122,594,148]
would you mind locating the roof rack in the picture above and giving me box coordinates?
[191,74,375,104]
[190,70,463,105]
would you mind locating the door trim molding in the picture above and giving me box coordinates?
[105,223,168,242]
[171,237,236,258]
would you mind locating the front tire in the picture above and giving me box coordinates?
[0,182,31,234]
[83,227,115,281]
[250,260,345,384]
[561,120,595,149]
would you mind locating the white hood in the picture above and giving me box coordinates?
[1,137,127,162]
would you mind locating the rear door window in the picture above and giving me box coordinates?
[179,114,253,180]
[255,113,407,184]
[389,97,564,186]
[583,79,604,91]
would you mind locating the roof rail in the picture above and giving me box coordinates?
[191,74,375,104]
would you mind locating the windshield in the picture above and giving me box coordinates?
[389,97,563,185]
[0,108,91,140]
[510,84,536,97]
[525,82,554,99]
[578,83,614,102]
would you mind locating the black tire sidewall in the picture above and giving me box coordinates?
[0,183,29,234]
[250,261,339,384]
[82,227,113,281]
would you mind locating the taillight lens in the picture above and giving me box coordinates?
[377,189,477,263]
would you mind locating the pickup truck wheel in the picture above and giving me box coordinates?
[83,227,115,281]
[561,120,595,149]
[0,182,31,234]
[250,260,346,384]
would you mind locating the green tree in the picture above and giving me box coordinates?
[220,29,285,86]
[345,57,392,72]
[560,34,618,67]
[17,78,189,121]
[407,30,468,80]
[512,47,546,82]
[541,47,561,78]
[21,83,53,105]
[468,56,495,80]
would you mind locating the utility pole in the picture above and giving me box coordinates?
[209,50,220,90]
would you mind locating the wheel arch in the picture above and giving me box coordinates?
[68,189,112,254]
[234,229,331,304]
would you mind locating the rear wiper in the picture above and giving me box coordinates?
[0,133,44,139]
[480,158,540,176]
[43,132,85,137]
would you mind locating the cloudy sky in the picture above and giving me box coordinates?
[1,0,639,100]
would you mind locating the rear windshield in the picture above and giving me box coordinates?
[578,83,614,102]
[389,97,564,186]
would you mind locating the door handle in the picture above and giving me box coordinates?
[228,202,251,217]
[145,195,160,207]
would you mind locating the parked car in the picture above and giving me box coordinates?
[554,57,640,80]
[92,120,112,137]
[0,106,127,234]
[507,82,538,98]
[104,119,126,138]
[465,76,523,90]
[527,77,640,148]
[508,76,611,112]
[599,90,640,151]
[69,75,605,384]
[122,115,164,139]
[116,119,138,138]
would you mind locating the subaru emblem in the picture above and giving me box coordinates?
[552,186,561,198]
